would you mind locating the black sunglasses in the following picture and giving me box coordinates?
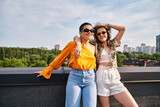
[81,29,94,33]
[97,31,106,36]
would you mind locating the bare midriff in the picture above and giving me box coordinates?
[99,62,110,67]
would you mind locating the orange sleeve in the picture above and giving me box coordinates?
[42,41,76,79]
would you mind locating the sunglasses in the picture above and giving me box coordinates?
[97,31,106,36]
[81,29,94,33]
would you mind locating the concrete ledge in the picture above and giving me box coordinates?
[0,67,160,107]
[0,67,160,86]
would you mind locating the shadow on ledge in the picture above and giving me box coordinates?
[0,67,160,107]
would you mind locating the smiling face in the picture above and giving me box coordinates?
[96,27,108,43]
[79,25,94,41]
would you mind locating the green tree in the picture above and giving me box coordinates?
[62,62,68,67]
[29,54,41,62]
[0,60,3,67]
[30,60,48,67]
[41,54,48,62]
[2,48,5,60]
[9,48,12,59]
[9,58,25,67]
[47,54,56,64]
[123,52,132,60]
[3,58,10,67]
[116,53,123,67]
[21,58,28,67]
[119,54,128,60]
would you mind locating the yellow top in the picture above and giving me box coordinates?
[42,41,96,79]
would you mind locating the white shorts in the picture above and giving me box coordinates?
[96,66,127,96]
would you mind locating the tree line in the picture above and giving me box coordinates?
[0,47,68,67]
[0,47,160,68]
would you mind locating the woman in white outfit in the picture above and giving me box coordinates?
[74,23,138,107]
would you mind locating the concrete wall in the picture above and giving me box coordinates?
[0,67,160,107]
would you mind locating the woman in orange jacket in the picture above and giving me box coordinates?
[35,22,97,107]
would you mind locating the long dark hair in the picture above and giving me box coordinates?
[93,25,112,71]
[93,25,111,46]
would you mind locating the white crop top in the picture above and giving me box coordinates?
[99,49,110,63]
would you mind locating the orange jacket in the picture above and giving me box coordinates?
[42,41,96,79]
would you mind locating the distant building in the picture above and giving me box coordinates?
[136,46,141,52]
[151,46,156,55]
[122,59,160,67]
[146,60,160,66]
[37,47,48,50]
[128,47,135,53]
[156,35,160,53]
[141,43,146,53]
[54,44,63,50]
[145,46,152,55]
[124,42,156,54]
[122,59,145,67]
[123,45,128,52]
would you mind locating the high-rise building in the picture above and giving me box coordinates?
[136,46,141,52]
[54,44,63,50]
[141,43,146,53]
[128,47,135,53]
[156,35,160,53]
[123,45,128,52]
[145,46,152,55]
[151,46,156,55]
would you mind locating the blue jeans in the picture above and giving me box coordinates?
[65,68,97,107]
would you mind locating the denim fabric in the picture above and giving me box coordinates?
[65,68,97,107]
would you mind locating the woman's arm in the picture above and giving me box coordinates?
[34,41,74,79]
[106,24,125,44]
[74,36,96,58]
[74,36,81,58]
[96,23,125,44]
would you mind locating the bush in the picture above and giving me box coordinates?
[30,60,48,67]
[9,58,25,67]
[0,60,3,67]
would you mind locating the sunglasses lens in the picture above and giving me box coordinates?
[83,29,89,32]
[97,33,101,36]
[97,31,106,36]
[90,29,94,33]
[102,31,106,34]
[82,29,94,33]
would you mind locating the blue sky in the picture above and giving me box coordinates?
[0,0,160,51]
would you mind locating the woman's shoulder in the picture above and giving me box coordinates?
[67,41,76,45]
[64,41,76,49]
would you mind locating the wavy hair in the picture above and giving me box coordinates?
[93,25,112,70]
[93,25,111,46]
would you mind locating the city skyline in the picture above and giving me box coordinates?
[123,42,156,55]
[0,0,160,52]
[124,42,156,49]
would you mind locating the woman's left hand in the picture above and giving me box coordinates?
[74,44,81,58]
[34,71,43,77]
[96,23,106,27]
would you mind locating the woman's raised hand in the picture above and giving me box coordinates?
[34,71,43,77]
[74,36,81,58]
[74,44,81,58]
[96,23,106,27]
